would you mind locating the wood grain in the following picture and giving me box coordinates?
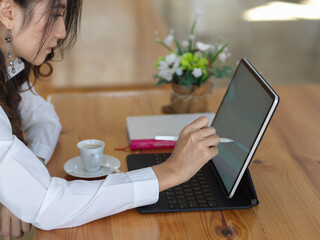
[33,218,112,240]
[34,85,320,239]
[183,209,267,240]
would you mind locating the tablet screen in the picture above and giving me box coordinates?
[211,58,278,198]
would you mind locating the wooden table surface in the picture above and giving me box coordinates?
[33,85,320,240]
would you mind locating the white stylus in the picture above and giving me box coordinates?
[155,135,234,143]
[219,138,234,143]
[155,135,178,141]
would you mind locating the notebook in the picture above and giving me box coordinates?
[127,58,279,212]
[126,113,215,150]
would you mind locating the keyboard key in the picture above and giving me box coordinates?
[199,203,208,208]
[174,190,184,195]
[176,195,185,199]
[168,200,178,205]
[166,192,174,196]
[195,195,205,199]
[206,196,216,201]
[197,199,207,204]
[178,199,189,209]
[188,201,198,208]
[186,196,196,201]
[201,184,210,188]
[185,192,194,197]
[166,196,176,201]
[182,184,192,189]
[169,204,179,209]
[204,192,214,197]
[208,201,217,207]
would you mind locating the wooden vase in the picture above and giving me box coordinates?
[162,81,211,113]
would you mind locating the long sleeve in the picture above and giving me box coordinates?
[19,83,62,164]
[0,106,159,230]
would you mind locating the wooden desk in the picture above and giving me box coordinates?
[34,85,320,240]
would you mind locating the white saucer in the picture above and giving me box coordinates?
[64,155,121,179]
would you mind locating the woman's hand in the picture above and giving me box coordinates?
[0,205,31,240]
[152,116,220,191]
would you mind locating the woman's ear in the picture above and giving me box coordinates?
[0,0,15,29]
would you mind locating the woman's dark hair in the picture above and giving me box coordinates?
[0,0,82,144]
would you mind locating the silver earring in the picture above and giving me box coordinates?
[5,29,15,74]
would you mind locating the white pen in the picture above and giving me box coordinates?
[155,135,234,143]
[219,138,234,143]
[155,135,178,141]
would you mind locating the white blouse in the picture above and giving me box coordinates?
[0,83,159,230]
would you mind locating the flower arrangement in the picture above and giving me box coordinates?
[154,11,233,90]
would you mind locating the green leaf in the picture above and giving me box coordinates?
[155,78,171,86]
[211,43,228,63]
[209,65,234,79]
[199,73,208,85]
[174,39,183,55]
[190,15,199,35]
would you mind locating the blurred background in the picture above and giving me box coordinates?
[35,0,320,96]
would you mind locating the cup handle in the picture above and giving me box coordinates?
[90,153,100,167]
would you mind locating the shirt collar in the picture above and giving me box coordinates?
[6,58,25,80]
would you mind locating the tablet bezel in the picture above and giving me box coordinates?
[211,58,279,198]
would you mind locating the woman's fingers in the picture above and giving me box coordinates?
[181,116,209,135]
[11,215,22,238]
[1,207,11,240]
[0,206,28,240]
[201,134,220,148]
[196,127,217,141]
[21,221,31,233]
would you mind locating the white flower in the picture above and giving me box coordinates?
[157,54,182,81]
[188,34,195,41]
[165,53,177,65]
[196,42,214,52]
[170,29,175,34]
[182,40,189,48]
[154,30,159,35]
[163,34,174,46]
[218,52,227,63]
[158,61,173,81]
[176,68,183,76]
[217,44,223,51]
[196,10,203,16]
[158,61,169,71]
[218,52,231,63]
[192,68,203,78]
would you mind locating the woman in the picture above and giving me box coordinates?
[0,0,220,238]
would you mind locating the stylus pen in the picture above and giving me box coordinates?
[155,135,234,143]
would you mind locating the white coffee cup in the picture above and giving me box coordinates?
[77,139,105,172]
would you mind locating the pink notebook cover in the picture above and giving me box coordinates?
[130,139,176,150]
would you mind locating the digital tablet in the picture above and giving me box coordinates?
[211,58,279,198]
